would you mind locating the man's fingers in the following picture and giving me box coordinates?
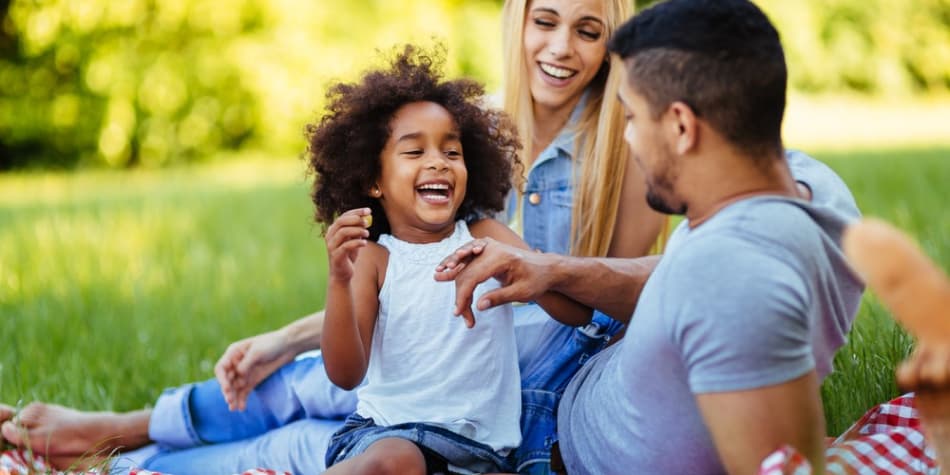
[477,283,530,311]
[453,275,479,317]
[460,306,476,329]
[460,309,476,328]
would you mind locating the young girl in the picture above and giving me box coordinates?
[309,46,590,475]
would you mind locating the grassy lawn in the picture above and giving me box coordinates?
[1,147,948,436]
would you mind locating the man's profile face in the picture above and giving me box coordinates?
[617,64,684,215]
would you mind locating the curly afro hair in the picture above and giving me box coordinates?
[306,44,522,241]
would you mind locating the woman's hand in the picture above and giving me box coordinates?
[215,329,296,411]
[326,208,373,282]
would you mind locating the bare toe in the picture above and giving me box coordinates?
[0,402,93,455]
[2,420,20,447]
[0,404,14,422]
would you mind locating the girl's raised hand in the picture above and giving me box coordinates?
[325,208,372,282]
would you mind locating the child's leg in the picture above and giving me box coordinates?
[324,437,426,475]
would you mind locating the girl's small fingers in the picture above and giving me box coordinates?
[341,207,371,217]
[332,239,367,259]
[434,262,466,281]
[326,227,370,250]
[328,209,373,233]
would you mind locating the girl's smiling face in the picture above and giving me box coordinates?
[523,0,608,116]
[374,101,468,243]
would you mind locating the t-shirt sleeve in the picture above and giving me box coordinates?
[663,233,815,393]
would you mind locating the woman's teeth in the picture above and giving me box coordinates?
[540,63,575,79]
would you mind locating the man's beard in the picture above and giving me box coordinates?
[645,184,685,215]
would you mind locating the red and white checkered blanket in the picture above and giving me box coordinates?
[0,393,938,475]
[758,393,939,474]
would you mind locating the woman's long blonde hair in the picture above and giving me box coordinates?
[501,0,664,257]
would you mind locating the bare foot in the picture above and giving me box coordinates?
[0,403,14,424]
[0,402,152,466]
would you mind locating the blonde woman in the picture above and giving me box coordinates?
[0,1,665,473]
[497,1,665,472]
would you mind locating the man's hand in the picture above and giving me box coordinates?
[215,329,296,411]
[435,237,559,327]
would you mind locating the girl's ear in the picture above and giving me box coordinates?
[369,184,382,198]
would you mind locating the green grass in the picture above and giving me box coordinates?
[1,147,948,436]
[0,157,329,412]
[815,146,950,434]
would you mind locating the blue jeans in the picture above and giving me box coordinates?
[326,414,513,473]
[118,355,357,474]
[515,308,623,475]
[118,305,621,474]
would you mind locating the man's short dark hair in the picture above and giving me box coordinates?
[608,0,787,159]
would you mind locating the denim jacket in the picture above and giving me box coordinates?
[506,97,586,256]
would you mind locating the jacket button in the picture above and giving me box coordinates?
[528,192,541,205]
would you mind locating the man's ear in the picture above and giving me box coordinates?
[667,101,698,155]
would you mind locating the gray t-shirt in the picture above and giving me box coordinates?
[557,152,863,474]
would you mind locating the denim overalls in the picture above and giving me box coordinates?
[508,103,624,474]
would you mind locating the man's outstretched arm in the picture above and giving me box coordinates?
[434,237,659,325]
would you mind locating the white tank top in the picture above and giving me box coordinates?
[356,220,522,452]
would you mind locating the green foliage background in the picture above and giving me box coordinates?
[1,0,948,170]
[0,0,505,169]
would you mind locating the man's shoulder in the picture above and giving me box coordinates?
[681,199,816,253]
[658,201,820,296]
[707,197,828,249]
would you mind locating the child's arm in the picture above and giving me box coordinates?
[321,208,384,390]
[468,219,593,327]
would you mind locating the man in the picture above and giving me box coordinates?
[435,0,864,473]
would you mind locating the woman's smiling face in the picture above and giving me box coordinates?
[522,0,608,115]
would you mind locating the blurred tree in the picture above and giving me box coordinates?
[758,0,950,95]
[0,0,503,169]
[1,0,947,170]
[0,0,262,169]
